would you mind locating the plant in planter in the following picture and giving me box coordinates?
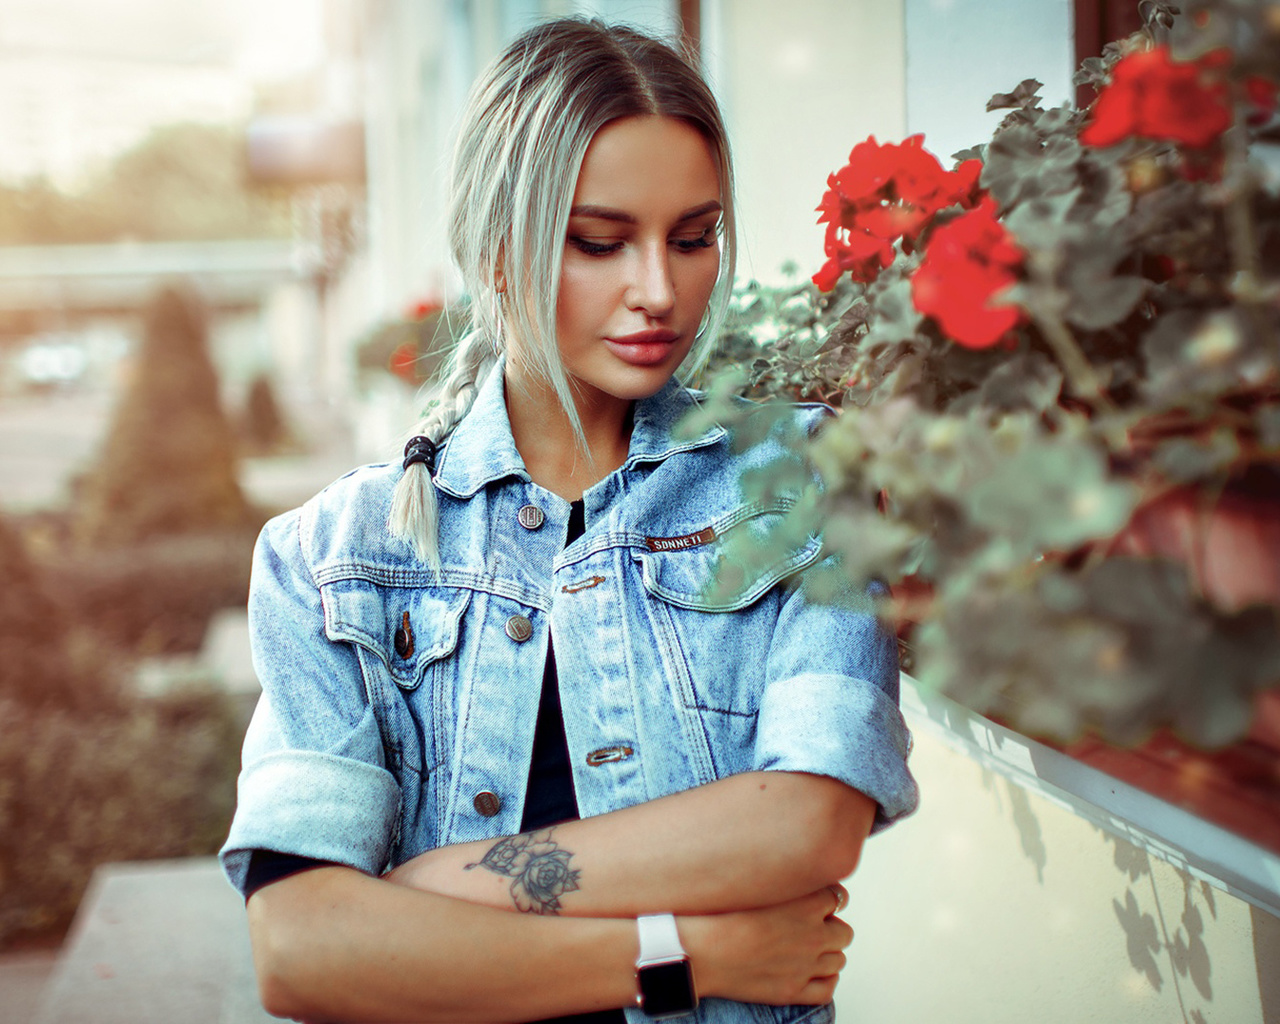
[698,0,1280,837]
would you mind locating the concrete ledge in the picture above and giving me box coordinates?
[34,858,279,1024]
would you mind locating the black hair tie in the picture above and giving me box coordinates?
[403,435,438,474]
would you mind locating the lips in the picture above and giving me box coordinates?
[604,329,681,367]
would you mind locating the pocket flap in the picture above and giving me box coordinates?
[634,504,821,612]
[322,580,470,690]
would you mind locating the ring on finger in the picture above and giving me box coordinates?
[826,884,849,914]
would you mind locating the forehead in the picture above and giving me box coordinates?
[571,115,721,215]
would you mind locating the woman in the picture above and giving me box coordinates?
[220,18,917,1024]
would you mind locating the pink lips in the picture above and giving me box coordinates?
[604,329,680,367]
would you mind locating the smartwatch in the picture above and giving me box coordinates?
[635,913,698,1019]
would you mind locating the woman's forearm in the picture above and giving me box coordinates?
[249,865,636,1023]
[387,770,875,917]
[248,864,852,1023]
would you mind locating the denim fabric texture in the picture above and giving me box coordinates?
[221,366,919,1024]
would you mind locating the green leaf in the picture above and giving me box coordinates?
[1151,430,1240,483]
[1257,405,1280,452]
[1064,273,1147,331]
[964,437,1139,553]
[986,79,1044,112]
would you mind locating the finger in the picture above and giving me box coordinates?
[826,916,855,949]
[796,974,841,1005]
[816,950,847,976]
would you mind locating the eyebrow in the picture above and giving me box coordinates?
[568,200,723,224]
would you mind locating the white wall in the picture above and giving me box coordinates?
[707,0,907,284]
[904,0,1075,166]
[834,699,1280,1023]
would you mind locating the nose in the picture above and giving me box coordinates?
[625,243,675,318]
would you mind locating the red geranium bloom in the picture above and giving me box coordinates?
[1080,45,1232,149]
[910,198,1024,349]
[813,136,984,291]
[813,223,894,289]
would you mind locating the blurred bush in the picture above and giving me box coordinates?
[0,689,240,946]
[239,373,294,456]
[0,123,291,245]
[0,512,241,947]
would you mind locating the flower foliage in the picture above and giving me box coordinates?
[702,0,1280,750]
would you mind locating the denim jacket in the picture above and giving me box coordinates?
[221,366,918,1024]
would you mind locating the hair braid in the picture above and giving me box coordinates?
[388,326,498,568]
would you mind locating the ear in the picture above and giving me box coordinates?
[493,244,507,295]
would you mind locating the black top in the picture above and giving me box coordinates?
[246,499,627,1023]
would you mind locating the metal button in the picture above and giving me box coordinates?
[393,611,414,660]
[473,791,502,817]
[517,504,545,530]
[504,614,533,642]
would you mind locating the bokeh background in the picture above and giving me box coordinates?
[3,2,1277,1023]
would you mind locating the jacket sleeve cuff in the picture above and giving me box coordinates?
[220,750,401,896]
[754,671,919,832]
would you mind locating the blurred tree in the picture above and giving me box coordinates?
[75,283,252,545]
[0,123,292,244]
[0,514,90,709]
[240,372,293,454]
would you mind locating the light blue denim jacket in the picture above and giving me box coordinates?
[221,366,918,1024]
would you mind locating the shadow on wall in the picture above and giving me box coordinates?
[1103,836,1215,1017]
[976,761,1241,1024]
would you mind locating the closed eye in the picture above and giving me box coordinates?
[673,228,717,253]
[568,236,624,257]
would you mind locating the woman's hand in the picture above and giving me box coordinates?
[682,887,854,1007]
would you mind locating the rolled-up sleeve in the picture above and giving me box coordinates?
[753,573,918,832]
[219,510,401,896]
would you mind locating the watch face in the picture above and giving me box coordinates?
[638,959,696,1019]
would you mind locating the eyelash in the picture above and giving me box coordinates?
[568,228,717,257]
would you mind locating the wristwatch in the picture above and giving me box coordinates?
[635,913,698,1019]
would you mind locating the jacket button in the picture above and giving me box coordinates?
[517,504,545,530]
[473,791,502,817]
[504,614,533,642]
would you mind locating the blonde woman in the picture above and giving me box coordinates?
[221,18,917,1024]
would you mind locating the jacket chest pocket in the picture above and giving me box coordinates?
[320,579,471,786]
[632,505,822,715]
[322,581,470,689]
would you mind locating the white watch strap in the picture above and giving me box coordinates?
[636,913,685,965]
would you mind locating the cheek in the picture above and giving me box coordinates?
[681,253,721,309]
[557,262,614,333]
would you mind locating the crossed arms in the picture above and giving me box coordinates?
[247,770,874,1023]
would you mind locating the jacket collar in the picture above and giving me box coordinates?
[432,357,726,499]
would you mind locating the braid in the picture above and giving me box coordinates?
[388,327,498,568]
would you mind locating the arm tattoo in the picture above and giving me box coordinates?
[465,827,581,915]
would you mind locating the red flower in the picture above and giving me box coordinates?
[812,136,983,291]
[1246,75,1278,125]
[910,198,1024,349]
[1080,46,1232,149]
[406,299,442,320]
[813,222,894,289]
[389,341,420,382]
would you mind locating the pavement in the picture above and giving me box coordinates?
[0,384,365,1022]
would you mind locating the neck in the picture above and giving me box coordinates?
[503,364,633,502]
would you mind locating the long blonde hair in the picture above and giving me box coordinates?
[389,18,737,567]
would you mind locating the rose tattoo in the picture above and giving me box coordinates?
[465,828,581,915]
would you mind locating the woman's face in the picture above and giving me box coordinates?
[553,115,722,415]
